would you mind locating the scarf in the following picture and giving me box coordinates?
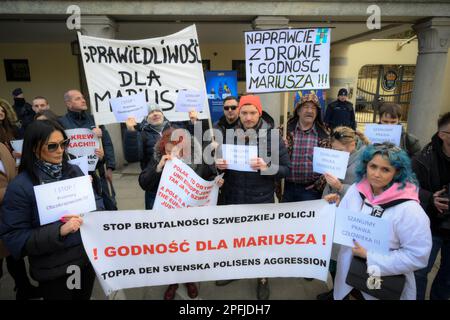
[36,159,63,181]
[356,178,419,206]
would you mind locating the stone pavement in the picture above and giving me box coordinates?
[0,162,441,300]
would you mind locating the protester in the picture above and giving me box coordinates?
[378,102,421,158]
[11,88,35,138]
[413,111,450,300]
[139,127,222,299]
[324,88,356,130]
[324,143,432,300]
[281,92,330,202]
[215,94,290,300]
[59,89,116,210]
[213,96,239,137]
[0,120,96,300]
[31,96,50,115]
[0,100,19,151]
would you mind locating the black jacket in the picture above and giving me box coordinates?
[0,163,91,282]
[324,100,356,130]
[218,119,291,205]
[13,100,35,139]
[412,133,450,237]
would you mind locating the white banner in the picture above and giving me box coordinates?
[34,176,97,226]
[153,158,220,210]
[78,25,211,125]
[245,28,331,93]
[65,128,100,172]
[80,200,335,295]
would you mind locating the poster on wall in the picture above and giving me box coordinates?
[205,71,238,123]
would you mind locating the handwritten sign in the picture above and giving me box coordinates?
[65,128,100,172]
[313,147,350,180]
[175,89,206,112]
[333,207,390,254]
[245,28,331,93]
[110,92,148,123]
[364,124,402,146]
[221,144,258,172]
[34,176,97,226]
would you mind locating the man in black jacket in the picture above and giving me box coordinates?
[11,88,35,138]
[413,112,450,300]
[213,96,240,137]
[324,88,356,130]
[214,94,291,300]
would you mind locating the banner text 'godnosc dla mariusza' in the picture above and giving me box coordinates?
[77,25,210,125]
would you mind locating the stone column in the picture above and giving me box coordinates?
[408,18,450,146]
[80,16,125,169]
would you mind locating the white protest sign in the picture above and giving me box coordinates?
[333,206,390,254]
[175,89,206,112]
[364,124,402,146]
[80,200,335,295]
[77,25,211,125]
[153,158,219,210]
[313,147,350,180]
[65,128,100,172]
[68,156,89,176]
[10,139,23,166]
[245,28,331,93]
[221,144,258,172]
[34,176,97,226]
[110,92,148,123]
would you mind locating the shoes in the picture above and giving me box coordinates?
[164,284,179,300]
[256,278,270,300]
[15,284,42,300]
[185,283,198,299]
[215,279,236,286]
[316,289,334,300]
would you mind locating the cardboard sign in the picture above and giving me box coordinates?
[313,147,350,180]
[65,128,100,171]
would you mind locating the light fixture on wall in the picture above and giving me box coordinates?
[71,40,81,56]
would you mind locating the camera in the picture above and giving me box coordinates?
[438,183,450,234]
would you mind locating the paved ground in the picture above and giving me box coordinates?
[0,162,441,300]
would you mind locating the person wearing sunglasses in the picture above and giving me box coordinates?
[0,120,96,300]
[316,126,370,300]
[213,96,240,137]
[324,143,432,300]
[413,112,450,300]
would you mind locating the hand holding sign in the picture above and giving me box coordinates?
[60,215,84,236]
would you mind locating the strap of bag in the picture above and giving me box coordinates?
[359,192,412,218]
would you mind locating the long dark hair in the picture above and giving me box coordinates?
[19,120,69,185]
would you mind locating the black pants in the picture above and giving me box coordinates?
[0,256,33,289]
[39,263,96,300]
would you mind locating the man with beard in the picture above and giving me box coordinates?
[11,88,35,138]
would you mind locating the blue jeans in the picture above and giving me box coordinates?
[415,235,450,300]
[282,181,321,202]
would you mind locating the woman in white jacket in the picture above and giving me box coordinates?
[325,143,432,300]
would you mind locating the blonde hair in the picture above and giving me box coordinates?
[0,98,18,123]
[331,126,370,146]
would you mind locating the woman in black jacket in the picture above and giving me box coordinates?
[0,120,95,300]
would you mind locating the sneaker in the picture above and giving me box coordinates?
[163,284,179,300]
[316,289,334,300]
[256,278,270,300]
[184,282,198,299]
[215,279,236,286]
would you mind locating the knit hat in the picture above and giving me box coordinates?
[148,105,163,114]
[238,95,262,115]
[298,93,320,108]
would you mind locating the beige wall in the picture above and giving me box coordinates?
[0,43,80,116]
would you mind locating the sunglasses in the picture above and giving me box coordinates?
[46,139,70,152]
[224,105,238,111]
[331,131,354,140]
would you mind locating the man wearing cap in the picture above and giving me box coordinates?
[282,93,330,202]
[324,88,356,130]
[215,94,291,300]
[11,88,35,138]
[124,106,174,209]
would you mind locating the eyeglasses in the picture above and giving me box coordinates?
[224,105,238,111]
[46,139,70,152]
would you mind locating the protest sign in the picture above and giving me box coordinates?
[68,155,89,176]
[153,158,220,210]
[313,147,350,180]
[110,92,148,123]
[175,89,206,113]
[34,175,96,226]
[10,139,23,166]
[80,199,335,294]
[364,124,402,146]
[245,28,330,93]
[333,206,390,254]
[221,144,258,172]
[77,25,211,125]
[65,128,100,171]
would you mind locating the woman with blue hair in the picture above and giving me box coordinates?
[325,143,432,300]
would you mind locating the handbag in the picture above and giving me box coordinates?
[346,256,406,300]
